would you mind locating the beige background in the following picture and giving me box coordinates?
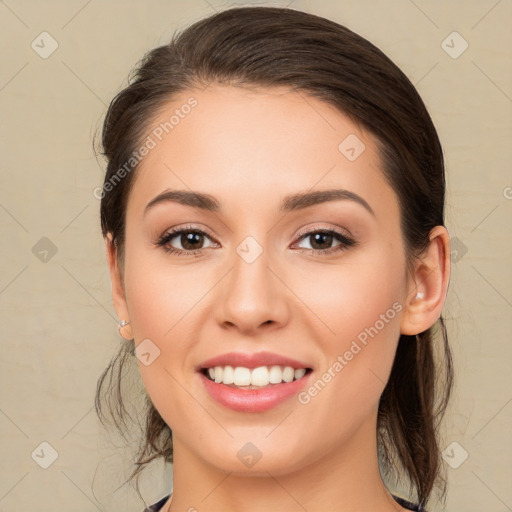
[1,1,511,511]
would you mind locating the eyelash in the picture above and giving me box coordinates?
[155,224,356,257]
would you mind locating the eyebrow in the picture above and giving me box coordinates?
[144,188,375,217]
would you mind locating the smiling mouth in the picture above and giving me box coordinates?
[201,365,313,389]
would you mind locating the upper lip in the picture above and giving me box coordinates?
[198,351,312,370]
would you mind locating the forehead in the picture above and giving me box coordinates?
[126,84,398,222]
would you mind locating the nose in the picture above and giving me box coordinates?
[214,244,290,335]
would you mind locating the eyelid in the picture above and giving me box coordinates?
[158,223,352,243]
[161,223,217,240]
[156,224,219,247]
[156,222,356,255]
[293,223,353,241]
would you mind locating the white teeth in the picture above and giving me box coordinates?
[251,366,269,386]
[223,365,234,385]
[233,366,251,386]
[282,366,294,383]
[294,368,306,380]
[205,365,308,387]
[269,365,283,384]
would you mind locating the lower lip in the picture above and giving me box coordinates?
[200,372,311,413]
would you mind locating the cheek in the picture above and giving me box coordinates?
[123,245,211,341]
[292,246,405,410]
[294,244,404,344]
[121,247,218,406]
[122,261,198,425]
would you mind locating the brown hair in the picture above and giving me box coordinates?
[95,6,453,508]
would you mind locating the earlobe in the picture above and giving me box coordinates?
[400,226,451,335]
[105,233,131,327]
[117,320,134,341]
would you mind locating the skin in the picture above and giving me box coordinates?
[106,84,450,512]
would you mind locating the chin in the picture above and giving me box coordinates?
[192,435,312,477]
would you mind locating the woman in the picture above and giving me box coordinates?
[95,6,453,512]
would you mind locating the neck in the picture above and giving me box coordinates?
[167,414,406,512]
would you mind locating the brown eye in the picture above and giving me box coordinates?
[179,231,206,250]
[295,229,355,255]
[307,232,335,250]
[157,227,217,256]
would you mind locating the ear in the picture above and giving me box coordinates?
[105,233,131,338]
[400,226,451,335]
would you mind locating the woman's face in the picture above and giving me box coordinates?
[112,84,420,475]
